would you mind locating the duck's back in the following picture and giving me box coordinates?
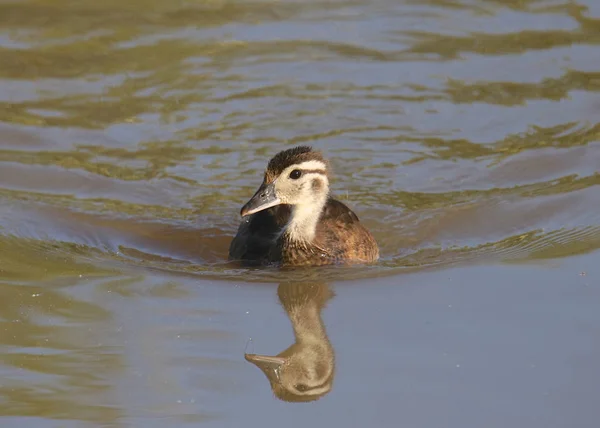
[314,197,379,263]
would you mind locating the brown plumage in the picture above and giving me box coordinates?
[228,146,379,267]
[272,197,379,266]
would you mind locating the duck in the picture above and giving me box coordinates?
[245,282,335,402]
[228,146,379,266]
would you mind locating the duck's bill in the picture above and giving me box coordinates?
[245,354,286,370]
[240,183,281,217]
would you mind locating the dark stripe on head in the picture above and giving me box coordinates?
[265,146,328,183]
[299,367,334,392]
[301,169,327,175]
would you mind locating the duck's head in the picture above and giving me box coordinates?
[240,146,330,217]
[245,345,334,402]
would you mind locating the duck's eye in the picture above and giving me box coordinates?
[295,383,309,392]
[289,169,302,180]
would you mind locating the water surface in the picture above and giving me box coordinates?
[1,0,600,426]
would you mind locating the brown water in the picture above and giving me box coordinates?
[1,0,600,426]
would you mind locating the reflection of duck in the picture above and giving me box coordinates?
[229,146,379,266]
[245,282,335,402]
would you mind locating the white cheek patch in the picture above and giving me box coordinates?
[277,159,329,242]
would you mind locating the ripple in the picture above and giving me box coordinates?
[1,0,600,283]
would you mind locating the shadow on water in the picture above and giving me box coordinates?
[245,282,335,403]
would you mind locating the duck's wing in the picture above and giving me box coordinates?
[316,197,379,262]
[228,205,290,263]
[320,197,361,224]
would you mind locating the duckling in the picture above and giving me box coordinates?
[229,146,379,266]
[245,282,335,402]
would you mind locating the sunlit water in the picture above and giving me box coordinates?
[1,0,600,426]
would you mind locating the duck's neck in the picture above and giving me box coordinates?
[289,300,327,343]
[284,195,328,243]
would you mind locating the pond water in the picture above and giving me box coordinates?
[1,0,600,426]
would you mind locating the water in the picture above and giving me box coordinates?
[1,0,599,426]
